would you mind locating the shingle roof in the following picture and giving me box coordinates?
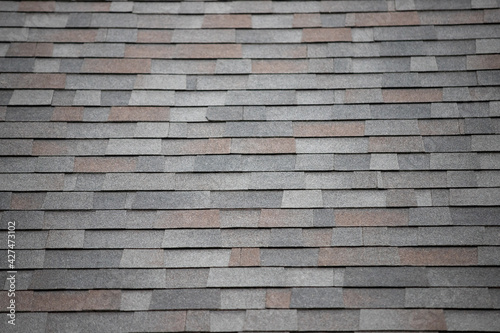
[1,0,500,332]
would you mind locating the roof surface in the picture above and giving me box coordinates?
[0,0,500,332]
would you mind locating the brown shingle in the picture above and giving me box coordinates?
[83,290,121,310]
[399,247,478,266]
[266,289,291,309]
[203,15,252,28]
[137,30,173,43]
[108,107,170,122]
[32,291,87,311]
[52,107,84,121]
[231,138,296,154]
[176,44,242,59]
[293,14,322,27]
[19,1,55,12]
[81,59,151,73]
[302,28,352,42]
[0,74,65,89]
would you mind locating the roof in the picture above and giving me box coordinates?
[0,0,499,332]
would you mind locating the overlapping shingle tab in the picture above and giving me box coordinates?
[1,0,500,332]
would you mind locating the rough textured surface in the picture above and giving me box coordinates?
[0,1,499,332]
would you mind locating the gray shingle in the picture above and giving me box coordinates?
[244,310,298,331]
[297,309,360,331]
[323,190,386,208]
[164,249,231,268]
[101,91,130,106]
[210,311,245,332]
[374,26,437,41]
[129,91,175,106]
[5,106,53,122]
[479,246,500,265]
[406,288,492,308]
[409,207,452,226]
[423,38,476,56]
[226,90,296,105]
[420,72,477,87]
[332,228,363,246]
[133,191,210,209]
[66,74,135,90]
[137,156,164,172]
[150,289,220,310]
[225,121,293,137]
[445,310,500,332]
[221,289,265,309]
[269,228,304,247]
[43,192,93,210]
[290,288,343,308]
[296,154,334,171]
[221,229,270,247]
[44,249,122,268]
[437,24,500,39]
[9,90,53,105]
[251,172,305,190]
[296,138,369,154]
[345,267,429,287]
[85,230,163,248]
[450,188,500,206]
[207,106,243,121]
[428,267,500,287]
[103,173,173,191]
[163,229,221,248]
[261,249,317,266]
[282,190,323,208]
[237,29,302,43]
[418,226,484,246]
[175,173,248,190]
[211,191,283,209]
[241,155,295,171]
[106,139,161,155]
[0,157,36,173]
[1,313,44,333]
[423,136,471,152]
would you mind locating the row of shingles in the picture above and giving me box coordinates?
[1,9,499,28]
[1,117,499,138]
[2,246,497,269]
[1,134,497,155]
[1,152,500,172]
[1,170,500,191]
[1,287,499,312]
[3,266,500,290]
[3,206,500,229]
[2,309,500,333]
[2,102,499,124]
[4,0,498,14]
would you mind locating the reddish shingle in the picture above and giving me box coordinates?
[203,15,252,28]
[81,59,151,73]
[399,247,478,266]
[302,28,352,42]
[108,107,170,122]
[266,289,291,309]
[51,107,84,121]
[74,157,137,173]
